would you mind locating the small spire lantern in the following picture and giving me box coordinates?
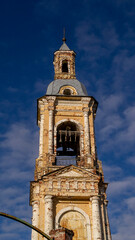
[53,33,76,80]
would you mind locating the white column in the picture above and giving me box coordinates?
[101,202,107,240]
[39,114,44,156]
[44,195,53,235]
[91,196,102,240]
[104,201,112,240]
[31,201,39,240]
[48,108,54,154]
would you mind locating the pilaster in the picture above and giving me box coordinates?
[90,109,96,160]
[47,96,56,156]
[83,108,90,155]
[104,200,112,240]
[31,201,39,240]
[101,200,107,240]
[44,195,53,235]
[91,196,102,240]
[39,114,44,157]
[82,98,91,164]
[48,106,54,154]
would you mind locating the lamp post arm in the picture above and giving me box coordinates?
[0,212,53,240]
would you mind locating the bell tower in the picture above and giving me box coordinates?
[30,38,112,240]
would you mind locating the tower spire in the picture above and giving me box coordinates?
[62,28,66,43]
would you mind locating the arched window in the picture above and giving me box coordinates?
[63,89,71,95]
[62,60,68,73]
[55,206,91,240]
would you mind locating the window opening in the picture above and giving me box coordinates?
[56,121,80,166]
[63,89,71,95]
[62,60,68,73]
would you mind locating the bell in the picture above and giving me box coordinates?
[65,130,67,141]
[59,130,62,143]
[75,132,77,142]
[69,130,71,142]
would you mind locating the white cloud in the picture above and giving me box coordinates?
[75,18,135,98]
[124,105,135,121]
[112,212,135,240]
[1,123,34,152]
[108,177,135,196]
[0,121,37,230]
[0,168,32,182]
[0,233,19,240]
[0,187,27,208]
[100,114,122,138]
[95,93,124,149]
[0,122,38,168]
[103,164,122,181]
[116,105,135,144]
[0,216,31,240]
[127,156,135,165]
[96,99,135,155]
[108,183,135,240]
[126,197,135,211]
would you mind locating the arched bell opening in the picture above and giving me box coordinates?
[56,121,80,166]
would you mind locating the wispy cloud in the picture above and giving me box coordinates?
[7,87,19,93]
[0,121,37,234]
[127,156,135,165]
[126,197,135,211]
[108,176,135,196]
[103,164,123,181]
[107,177,135,240]
[34,79,48,93]
[0,122,38,168]
[75,20,119,63]
[96,97,135,157]
[111,211,135,240]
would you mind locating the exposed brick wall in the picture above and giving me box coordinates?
[49,228,74,240]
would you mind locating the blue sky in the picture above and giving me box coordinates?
[0,0,135,239]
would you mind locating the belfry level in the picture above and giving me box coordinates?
[30,39,112,240]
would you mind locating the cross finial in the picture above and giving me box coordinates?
[62,28,66,43]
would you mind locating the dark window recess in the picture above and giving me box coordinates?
[56,121,80,158]
[63,89,71,95]
[62,61,68,72]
